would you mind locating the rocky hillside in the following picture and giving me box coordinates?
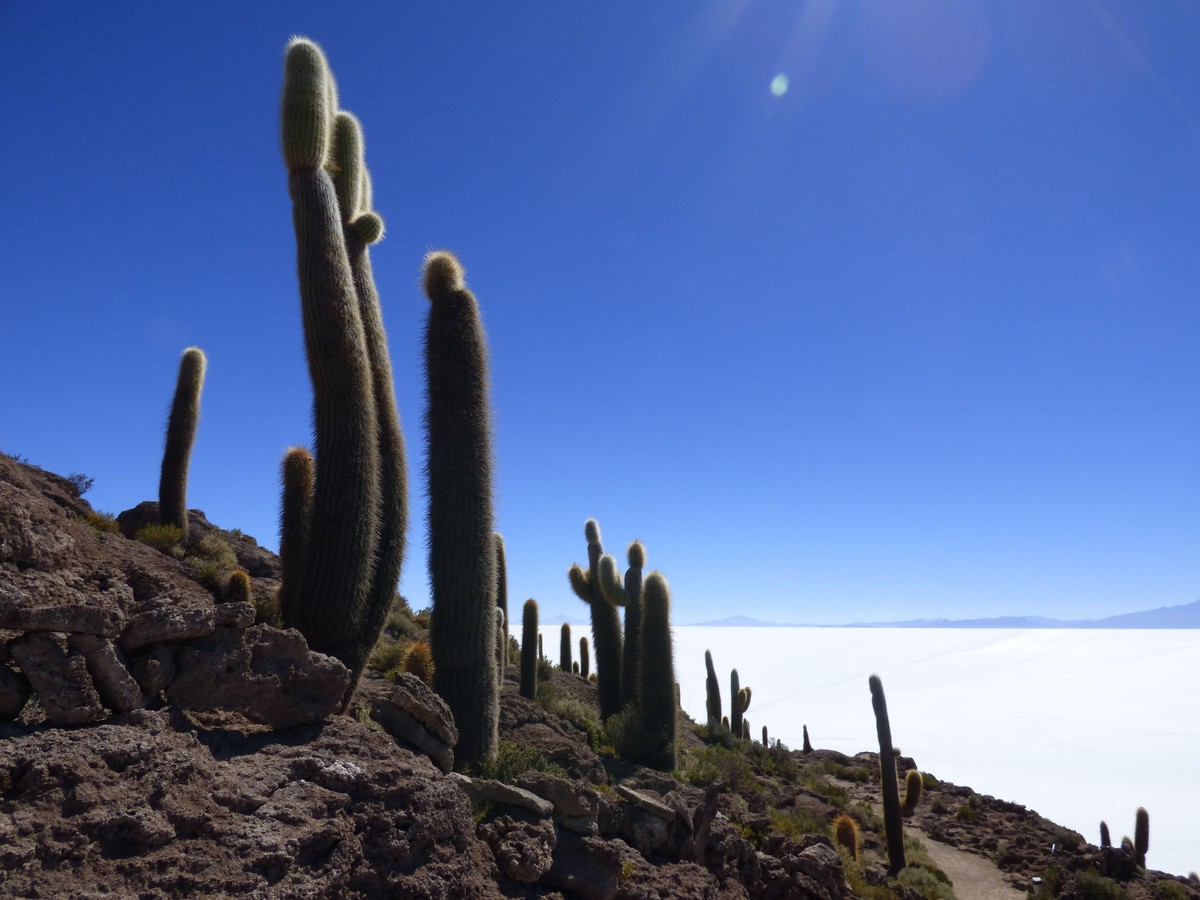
[0,452,1195,899]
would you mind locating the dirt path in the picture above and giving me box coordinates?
[910,827,1027,900]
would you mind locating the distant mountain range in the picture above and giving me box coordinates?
[687,599,1200,629]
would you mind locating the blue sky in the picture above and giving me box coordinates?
[2,2,1198,626]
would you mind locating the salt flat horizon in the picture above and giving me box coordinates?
[538,624,1200,878]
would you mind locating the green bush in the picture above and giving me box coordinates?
[384,595,422,640]
[1153,882,1190,900]
[1074,870,1129,900]
[369,640,410,677]
[475,740,564,783]
[536,681,602,750]
[770,806,829,840]
[897,866,955,900]
[134,523,184,553]
[66,472,95,497]
[182,533,240,591]
[78,510,119,533]
[682,744,757,794]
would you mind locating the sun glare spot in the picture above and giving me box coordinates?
[770,73,789,97]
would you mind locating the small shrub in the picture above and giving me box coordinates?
[476,740,565,782]
[849,801,883,834]
[414,607,432,629]
[369,640,410,677]
[1153,882,1190,900]
[536,682,602,750]
[683,744,757,794]
[78,510,119,533]
[65,472,95,497]
[800,770,849,808]
[135,523,184,552]
[931,798,948,814]
[384,594,421,640]
[537,657,554,683]
[956,803,977,822]
[771,806,829,840]
[1053,827,1083,854]
[1033,865,1065,900]
[605,704,672,769]
[254,592,283,628]
[1074,870,1129,900]
[182,533,239,591]
[897,865,955,900]
[921,772,939,790]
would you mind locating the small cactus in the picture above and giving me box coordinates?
[1100,820,1111,849]
[520,599,538,700]
[869,674,906,875]
[276,446,314,626]
[560,623,572,672]
[158,347,206,533]
[802,724,813,753]
[579,636,590,679]
[572,661,579,675]
[762,725,768,747]
[901,769,923,816]
[226,569,251,606]
[403,641,434,685]
[704,650,721,731]
[832,814,859,861]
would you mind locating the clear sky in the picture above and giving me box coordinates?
[2,2,1198,626]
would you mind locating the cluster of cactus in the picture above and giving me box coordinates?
[701,651,755,740]
[158,347,207,534]
[869,673,907,875]
[568,519,624,719]
[277,39,409,709]
[520,599,538,700]
[423,250,499,767]
[1101,809,1150,866]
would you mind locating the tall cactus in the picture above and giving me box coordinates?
[329,109,409,695]
[1134,807,1149,867]
[730,669,751,738]
[494,532,509,670]
[600,540,645,708]
[158,346,206,533]
[560,623,572,672]
[568,519,623,719]
[520,599,538,700]
[869,673,906,875]
[704,649,721,731]
[424,250,498,768]
[280,38,382,684]
[579,636,590,679]
[637,572,677,771]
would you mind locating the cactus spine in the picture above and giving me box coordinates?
[520,599,538,700]
[579,637,590,679]
[158,346,206,533]
[568,519,622,719]
[869,673,906,875]
[330,109,409,697]
[560,623,572,672]
[494,532,509,671]
[280,39,385,696]
[730,669,751,738]
[901,770,923,816]
[637,572,677,771]
[601,540,644,708]
[276,446,314,625]
[704,650,721,730]
[424,250,498,767]
[1134,807,1149,867]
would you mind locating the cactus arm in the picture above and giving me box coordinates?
[568,565,591,602]
[598,555,629,606]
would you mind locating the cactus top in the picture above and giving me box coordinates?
[627,539,645,569]
[281,38,334,171]
[423,251,466,299]
[584,518,601,545]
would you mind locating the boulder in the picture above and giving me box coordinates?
[386,673,458,747]
[371,699,455,774]
[121,596,215,651]
[9,632,105,724]
[68,634,147,712]
[166,626,349,728]
[514,771,598,819]
[448,773,553,818]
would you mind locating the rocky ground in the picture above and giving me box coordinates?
[1,451,1196,899]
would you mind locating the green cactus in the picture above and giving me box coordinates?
[1134,807,1149,867]
[494,606,506,679]
[730,669,751,738]
[568,518,622,719]
[328,109,409,700]
[158,346,206,533]
[494,532,509,670]
[1100,821,1111,849]
[600,540,644,708]
[276,446,313,627]
[832,814,860,861]
[901,769,923,816]
[579,636,590,679]
[704,649,722,731]
[424,250,499,767]
[636,572,677,771]
[520,599,538,700]
[559,623,572,672]
[803,724,813,753]
[741,718,750,740]
[279,39,383,691]
[762,725,768,747]
[869,673,906,875]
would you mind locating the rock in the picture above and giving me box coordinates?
[514,771,598,819]
[0,473,77,568]
[448,773,554,818]
[166,626,349,728]
[615,783,676,820]
[213,602,256,628]
[371,698,455,773]
[121,596,215,651]
[127,643,178,697]
[781,840,851,899]
[543,830,621,900]
[476,810,556,883]
[386,672,458,746]
[67,634,147,713]
[9,632,106,724]
[0,569,127,637]
[0,663,31,719]
[554,813,600,836]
